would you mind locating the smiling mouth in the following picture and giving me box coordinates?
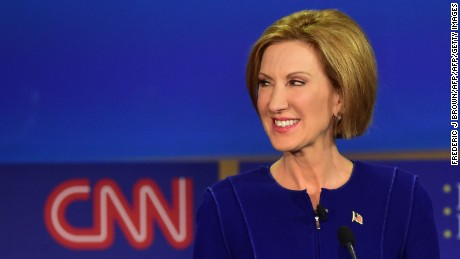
[273,119,300,128]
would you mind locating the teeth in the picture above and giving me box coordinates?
[274,119,299,127]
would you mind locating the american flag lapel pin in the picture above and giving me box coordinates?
[352,211,363,225]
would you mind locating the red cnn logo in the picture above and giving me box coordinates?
[44,177,193,250]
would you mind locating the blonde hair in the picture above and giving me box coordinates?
[246,9,377,138]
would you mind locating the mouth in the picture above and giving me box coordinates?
[273,118,300,128]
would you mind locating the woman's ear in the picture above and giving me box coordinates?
[332,88,344,116]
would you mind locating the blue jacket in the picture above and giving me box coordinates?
[193,161,440,258]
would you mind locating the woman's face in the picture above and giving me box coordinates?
[257,40,342,153]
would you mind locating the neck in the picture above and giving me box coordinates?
[270,144,353,207]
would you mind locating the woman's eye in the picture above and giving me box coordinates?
[258,80,271,87]
[289,80,305,86]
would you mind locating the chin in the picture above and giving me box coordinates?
[269,136,315,153]
[270,141,301,153]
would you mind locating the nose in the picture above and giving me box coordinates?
[268,86,288,113]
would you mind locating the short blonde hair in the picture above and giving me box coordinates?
[246,9,377,138]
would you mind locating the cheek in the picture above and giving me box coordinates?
[292,93,314,112]
[297,93,330,119]
[256,91,269,112]
[256,99,263,113]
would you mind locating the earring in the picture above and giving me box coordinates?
[334,113,342,121]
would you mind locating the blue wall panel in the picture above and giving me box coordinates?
[0,1,449,162]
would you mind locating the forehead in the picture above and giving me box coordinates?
[259,40,323,75]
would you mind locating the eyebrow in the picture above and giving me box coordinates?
[258,71,312,78]
[287,71,311,77]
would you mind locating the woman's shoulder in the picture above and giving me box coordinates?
[353,160,419,186]
[208,165,271,194]
[199,166,273,219]
[355,161,439,257]
[353,160,432,213]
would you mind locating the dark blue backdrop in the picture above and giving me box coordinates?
[0,160,458,258]
[0,1,449,162]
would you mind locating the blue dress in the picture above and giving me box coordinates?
[193,161,440,258]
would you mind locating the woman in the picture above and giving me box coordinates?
[193,9,439,258]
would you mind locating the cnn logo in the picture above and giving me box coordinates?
[44,178,193,250]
